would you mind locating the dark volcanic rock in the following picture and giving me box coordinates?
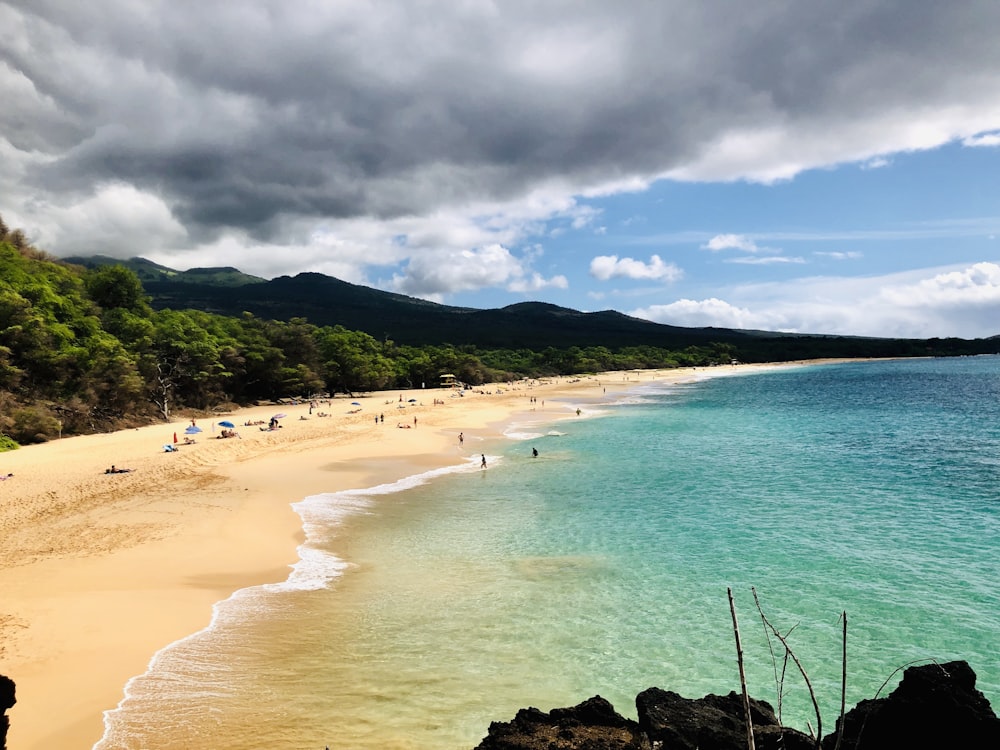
[823,660,1000,749]
[0,674,15,750]
[476,659,997,750]
[475,695,650,750]
[636,688,813,750]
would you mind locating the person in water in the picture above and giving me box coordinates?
[532,447,538,457]
[480,454,487,468]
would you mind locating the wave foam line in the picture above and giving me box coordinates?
[94,455,488,748]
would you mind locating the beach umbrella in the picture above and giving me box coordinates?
[272,413,287,420]
[185,425,202,435]
[407,398,418,403]
[218,420,235,428]
[351,401,361,406]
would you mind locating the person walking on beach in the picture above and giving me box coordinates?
[458,432,464,445]
[480,454,487,469]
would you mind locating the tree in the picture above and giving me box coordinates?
[84,264,151,314]
[317,326,395,394]
[143,309,227,417]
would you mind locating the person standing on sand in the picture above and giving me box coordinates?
[459,432,464,445]
[480,454,487,468]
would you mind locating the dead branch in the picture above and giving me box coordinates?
[728,587,756,750]
[752,587,823,748]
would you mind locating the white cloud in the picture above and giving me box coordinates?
[727,255,805,265]
[6,1,1000,277]
[631,298,775,330]
[392,244,524,299]
[815,251,863,260]
[963,132,1000,148]
[29,183,188,256]
[389,243,567,300]
[861,156,891,169]
[569,205,603,229]
[702,234,761,252]
[4,1,1000,338]
[508,272,569,293]
[881,262,1000,309]
[630,262,1000,338]
[703,233,791,263]
[590,254,683,281]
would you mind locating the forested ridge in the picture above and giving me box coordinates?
[0,219,739,446]
[2,215,997,447]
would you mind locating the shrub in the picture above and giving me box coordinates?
[9,407,62,444]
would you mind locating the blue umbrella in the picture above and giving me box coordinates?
[218,420,235,428]
[185,425,202,434]
[351,401,361,406]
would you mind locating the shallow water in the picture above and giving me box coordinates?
[96,357,1000,749]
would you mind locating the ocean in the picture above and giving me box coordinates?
[95,357,1000,749]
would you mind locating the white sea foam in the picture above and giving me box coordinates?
[94,456,493,749]
[606,393,659,405]
[504,427,546,440]
[505,419,581,439]
[504,417,550,440]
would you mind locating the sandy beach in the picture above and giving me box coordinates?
[0,362,841,749]
[0,369,669,749]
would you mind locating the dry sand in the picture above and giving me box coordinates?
[0,363,830,748]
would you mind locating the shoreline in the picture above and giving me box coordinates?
[0,362,852,749]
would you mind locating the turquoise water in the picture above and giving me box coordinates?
[97,358,1000,749]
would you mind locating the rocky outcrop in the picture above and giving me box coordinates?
[823,660,1000,749]
[475,695,650,750]
[0,674,15,750]
[636,688,813,750]
[476,660,997,750]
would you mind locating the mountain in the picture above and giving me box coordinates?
[63,255,265,287]
[60,256,997,358]
[143,268,756,349]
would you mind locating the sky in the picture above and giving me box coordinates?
[3,1,1000,339]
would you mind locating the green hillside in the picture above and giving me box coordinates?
[2,226,997,447]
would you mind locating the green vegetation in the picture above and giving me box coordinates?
[0,227,735,444]
[1,213,997,444]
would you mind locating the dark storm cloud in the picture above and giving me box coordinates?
[4,0,1000,244]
